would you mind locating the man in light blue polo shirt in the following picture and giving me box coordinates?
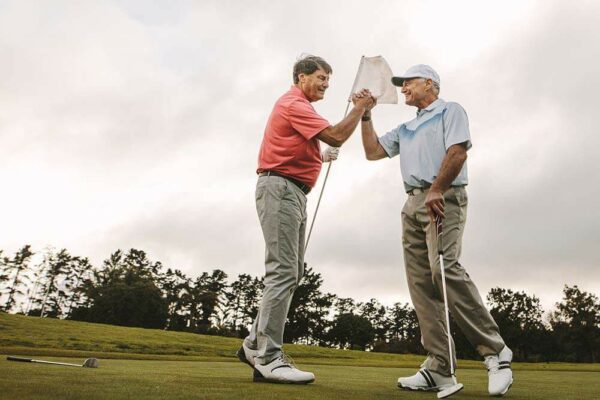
[357,64,513,397]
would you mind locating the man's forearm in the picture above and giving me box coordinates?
[361,115,379,159]
[360,112,388,160]
[324,106,366,146]
[430,144,468,193]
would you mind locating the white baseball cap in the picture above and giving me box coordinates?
[391,64,440,87]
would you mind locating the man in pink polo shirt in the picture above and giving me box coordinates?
[237,55,375,384]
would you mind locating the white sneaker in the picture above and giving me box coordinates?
[485,346,513,396]
[253,354,315,384]
[236,342,258,368]
[397,368,455,392]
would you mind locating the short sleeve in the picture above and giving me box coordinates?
[443,103,472,150]
[288,99,331,140]
[378,125,401,158]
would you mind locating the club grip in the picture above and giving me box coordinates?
[7,356,33,362]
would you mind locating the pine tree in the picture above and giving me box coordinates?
[550,285,600,362]
[224,274,264,337]
[160,268,192,331]
[359,298,390,344]
[487,287,547,361]
[63,257,94,318]
[0,250,8,289]
[386,302,421,354]
[284,265,335,345]
[2,245,34,313]
[39,249,72,318]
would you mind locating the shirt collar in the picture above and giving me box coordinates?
[290,85,309,101]
[417,98,444,117]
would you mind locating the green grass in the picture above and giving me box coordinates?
[1,312,599,399]
[0,312,441,368]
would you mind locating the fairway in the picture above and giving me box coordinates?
[1,357,599,400]
[1,314,599,399]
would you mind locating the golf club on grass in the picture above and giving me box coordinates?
[435,215,464,399]
[7,356,99,368]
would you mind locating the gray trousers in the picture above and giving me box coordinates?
[402,187,505,376]
[245,175,306,364]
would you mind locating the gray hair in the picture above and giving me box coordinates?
[293,54,332,84]
[415,77,440,95]
[432,81,440,95]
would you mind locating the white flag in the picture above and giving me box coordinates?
[349,56,398,104]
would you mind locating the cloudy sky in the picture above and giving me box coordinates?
[1,0,598,313]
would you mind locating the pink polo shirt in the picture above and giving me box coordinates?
[257,86,331,188]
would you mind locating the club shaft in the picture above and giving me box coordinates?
[32,360,82,367]
[439,254,455,375]
[304,99,352,252]
[305,161,332,251]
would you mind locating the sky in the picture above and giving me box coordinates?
[1,0,599,314]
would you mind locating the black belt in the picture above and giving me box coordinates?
[259,171,311,194]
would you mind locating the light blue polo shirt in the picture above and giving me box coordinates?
[378,98,472,191]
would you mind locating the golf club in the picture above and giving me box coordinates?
[435,215,464,399]
[7,356,99,368]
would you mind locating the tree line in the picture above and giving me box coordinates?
[1,245,599,363]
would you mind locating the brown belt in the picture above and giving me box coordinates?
[259,171,311,194]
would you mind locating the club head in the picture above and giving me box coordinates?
[437,383,464,399]
[83,358,99,368]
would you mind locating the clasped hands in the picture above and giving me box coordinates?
[352,89,377,115]
[322,89,377,163]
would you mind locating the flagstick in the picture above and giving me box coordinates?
[305,56,365,252]
[305,55,398,252]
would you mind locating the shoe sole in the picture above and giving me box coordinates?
[236,346,254,369]
[253,368,315,384]
[490,379,513,397]
[398,383,446,392]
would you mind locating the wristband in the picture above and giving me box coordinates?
[361,114,371,122]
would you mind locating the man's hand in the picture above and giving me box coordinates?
[351,89,376,111]
[316,89,376,148]
[321,146,340,162]
[425,143,468,222]
[425,188,445,222]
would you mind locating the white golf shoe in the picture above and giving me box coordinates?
[236,342,258,368]
[485,346,513,396]
[253,354,315,384]
[397,368,455,392]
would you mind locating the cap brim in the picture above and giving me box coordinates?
[392,75,437,86]
[391,76,405,87]
[391,76,420,86]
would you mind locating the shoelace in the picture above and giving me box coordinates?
[484,355,500,373]
[276,353,296,369]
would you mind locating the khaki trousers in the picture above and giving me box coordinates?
[402,187,505,376]
[245,175,306,364]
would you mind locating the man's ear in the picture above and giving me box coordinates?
[425,79,432,91]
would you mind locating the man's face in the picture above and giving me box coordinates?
[400,77,428,107]
[299,67,330,102]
